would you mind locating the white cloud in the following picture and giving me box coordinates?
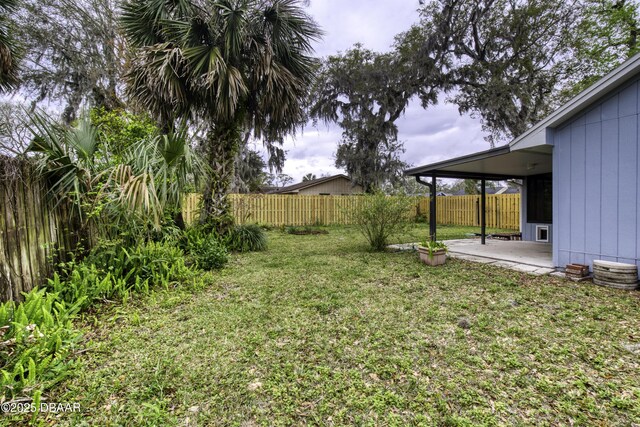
[307,0,420,56]
[272,0,492,184]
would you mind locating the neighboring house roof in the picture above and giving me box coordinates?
[270,174,355,194]
[405,51,640,179]
[498,187,520,194]
[256,185,278,194]
[450,187,519,196]
[487,186,520,195]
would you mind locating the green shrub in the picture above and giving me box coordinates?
[194,235,228,270]
[351,191,416,251]
[181,228,228,270]
[180,227,206,253]
[124,241,193,284]
[226,224,268,252]
[0,288,82,402]
[50,240,196,309]
[89,240,192,283]
[89,107,157,160]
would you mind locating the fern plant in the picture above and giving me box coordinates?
[0,289,83,402]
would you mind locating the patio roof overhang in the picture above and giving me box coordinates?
[404,145,552,180]
[404,144,552,246]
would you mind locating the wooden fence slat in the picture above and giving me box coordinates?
[182,193,520,229]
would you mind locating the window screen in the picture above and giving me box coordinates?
[527,173,552,224]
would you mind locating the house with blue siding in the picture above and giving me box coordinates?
[405,52,640,271]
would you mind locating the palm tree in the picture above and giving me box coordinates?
[0,0,20,91]
[121,0,321,230]
[302,173,316,182]
[27,111,207,240]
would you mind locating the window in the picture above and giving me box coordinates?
[527,173,552,224]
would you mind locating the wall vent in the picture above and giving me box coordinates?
[536,225,549,242]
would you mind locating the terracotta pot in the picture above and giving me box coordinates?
[418,246,447,266]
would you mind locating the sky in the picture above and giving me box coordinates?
[266,0,492,183]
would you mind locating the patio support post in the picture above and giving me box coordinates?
[430,174,437,241]
[480,178,486,245]
[415,175,437,242]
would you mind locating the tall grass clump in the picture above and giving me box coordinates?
[351,191,415,251]
[226,224,268,252]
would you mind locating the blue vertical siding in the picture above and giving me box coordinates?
[600,119,619,258]
[584,120,602,268]
[618,115,637,260]
[570,120,586,264]
[553,79,640,269]
[555,125,572,267]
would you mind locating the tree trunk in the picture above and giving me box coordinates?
[200,124,240,233]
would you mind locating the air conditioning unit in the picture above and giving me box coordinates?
[536,225,549,242]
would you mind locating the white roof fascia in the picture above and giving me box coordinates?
[510,52,640,151]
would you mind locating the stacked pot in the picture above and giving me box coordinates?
[592,260,639,290]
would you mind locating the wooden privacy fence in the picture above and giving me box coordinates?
[417,194,520,230]
[183,193,520,229]
[0,157,87,302]
[183,194,368,226]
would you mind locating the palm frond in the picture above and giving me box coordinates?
[66,117,101,161]
[25,111,104,219]
[125,43,192,119]
[122,0,322,204]
[215,0,247,63]
[121,0,168,46]
[0,0,20,91]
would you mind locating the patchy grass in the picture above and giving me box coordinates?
[21,225,640,425]
[393,224,516,243]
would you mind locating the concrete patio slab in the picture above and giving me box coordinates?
[386,239,556,275]
[444,239,555,275]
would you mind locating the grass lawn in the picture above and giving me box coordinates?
[34,225,640,426]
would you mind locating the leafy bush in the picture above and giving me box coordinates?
[351,191,416,251]
[81,240,192,285]
[122,241,193,284]
[89,107,157,160]
[7,239,204,406]
[50,240,196,309]
[194,235,228,270]
[226,224,268,252]
[0,233,208,408]
[0,289,82,402]
[181,228,228,270]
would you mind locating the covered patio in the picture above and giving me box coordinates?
[405,144,554,272]
[405,144,552,244]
